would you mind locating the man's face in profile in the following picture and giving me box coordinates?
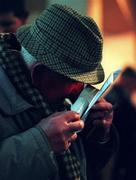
[0,12,25,33]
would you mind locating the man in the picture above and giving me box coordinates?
[0,4,116,180]
[0,0,29,33]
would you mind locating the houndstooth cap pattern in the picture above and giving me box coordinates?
[17,4,105,84]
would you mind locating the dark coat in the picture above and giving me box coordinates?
[0,66,58,180]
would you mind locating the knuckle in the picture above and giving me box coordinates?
[71,133,78,140]
[70,111,80,118]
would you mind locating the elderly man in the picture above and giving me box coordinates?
[0,4,117,180]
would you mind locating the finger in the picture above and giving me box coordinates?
[66,141,71,150]
[93,119,104,126]
[63,111,81,123]
[104,109,113,118]
[93,119,112,128]
[68,133,77,142]
[61,141,71,151]
[50,111,80,123]
[91,109,113,119]
[68,120,84,132]
[94,97,105,104]
[89,111,105,119]
[60,133,77,151]
[47,111,64,118]
[91,101,113,112]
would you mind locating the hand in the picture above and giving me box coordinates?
[90,98,113,129]
[37,111,84,153]
[87,98,113,142]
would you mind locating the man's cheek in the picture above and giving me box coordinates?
[67,83,84,96]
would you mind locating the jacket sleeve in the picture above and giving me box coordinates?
[0,127,58,180]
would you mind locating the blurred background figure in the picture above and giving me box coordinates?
[105,66,136,180]
[0,0,29,33]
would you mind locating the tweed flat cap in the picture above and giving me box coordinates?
[17,4,105,84]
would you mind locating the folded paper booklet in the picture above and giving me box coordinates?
[71,68,121,122]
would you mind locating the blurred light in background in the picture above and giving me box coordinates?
[87,0,136,87]
[26,0,48,22]
[48,0,87,15]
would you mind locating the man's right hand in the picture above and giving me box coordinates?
[37,111,84,153]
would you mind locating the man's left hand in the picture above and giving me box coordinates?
[86,98,113,141]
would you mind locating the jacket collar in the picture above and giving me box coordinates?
[21,46,37,67]
[0,67,32,115]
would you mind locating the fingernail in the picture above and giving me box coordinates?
[80,120,84,128]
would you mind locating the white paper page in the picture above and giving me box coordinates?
[82,68,121,121]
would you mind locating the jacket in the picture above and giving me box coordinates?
[0,66,58,180]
